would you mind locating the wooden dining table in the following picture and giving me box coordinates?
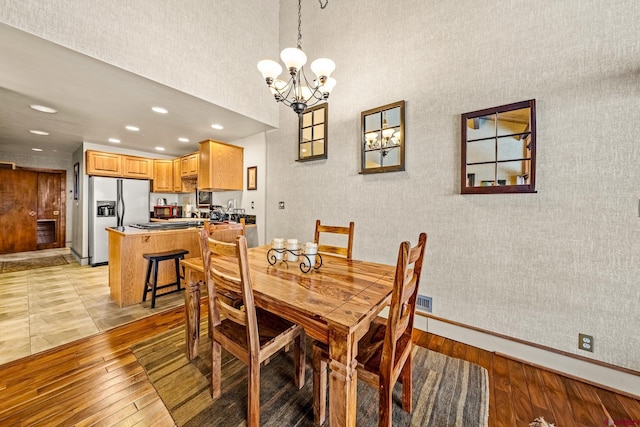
[180,244,396,427]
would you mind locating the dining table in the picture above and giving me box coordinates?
[180,244,396,427]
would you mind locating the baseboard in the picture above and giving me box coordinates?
[415,313,639,399]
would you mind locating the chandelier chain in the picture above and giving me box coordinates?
[297,0,302,49]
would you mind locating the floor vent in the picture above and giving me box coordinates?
[416,294,432,313]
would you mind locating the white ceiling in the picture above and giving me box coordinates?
[0,23,273,159]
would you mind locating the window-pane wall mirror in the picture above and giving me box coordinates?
[298,103,328,161]
[461,99,536,194]
[361,100,405,174]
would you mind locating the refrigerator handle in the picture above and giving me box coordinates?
[116,179,125,228]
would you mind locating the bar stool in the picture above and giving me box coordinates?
[142,249,189,308]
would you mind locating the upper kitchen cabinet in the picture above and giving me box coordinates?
[86,150,152,179]
[172,158,183,192]
[86,150,122,177]
[180,152,199,177]
[152,160,173,192]
[122,156,153,179]
[198,139,244,191]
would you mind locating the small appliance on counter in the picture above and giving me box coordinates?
[209,205,226,222]
[154,205,183,219]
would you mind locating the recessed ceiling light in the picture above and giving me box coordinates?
[155,146,166,151]
[211,124,224,130]
[30,104,57,114]
[29,130,49,135]
[32,148,43,152]
[152,106,168,114]
[125,125,140,131]
[178,137,190,142]
[108,138,121,143]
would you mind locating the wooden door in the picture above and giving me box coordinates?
[0,169,38,253]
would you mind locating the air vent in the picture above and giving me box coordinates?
[416,294,432,313]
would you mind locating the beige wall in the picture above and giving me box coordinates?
[266,0,640,374]
[0,0,280,128]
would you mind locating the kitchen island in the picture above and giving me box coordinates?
[106,225,203,307]
[106,222,258,307]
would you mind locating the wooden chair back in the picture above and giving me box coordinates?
[382,232,427,389]
[203,220,245,242]
[207,235,260,354]
[314,219,355,259]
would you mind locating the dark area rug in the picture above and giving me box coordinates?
[133,320,489,426]
[0,255,68,273]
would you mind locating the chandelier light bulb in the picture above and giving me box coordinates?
[280,47,307,72]
[257,60,282,81]
[320,77,336,96]
[299,86,313,102]
[310,58,335,80]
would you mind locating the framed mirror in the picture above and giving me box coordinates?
[298,103,328,161]
[461,99,536,194]
[361,100,405,174]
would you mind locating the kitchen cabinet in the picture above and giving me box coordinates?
[180,152,199,177]
[86,151,122,177]
[198,139,244,191]
[152,160,173,192]
[172,158,183,192]
[122,156,153,179]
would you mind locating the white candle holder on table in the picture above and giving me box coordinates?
[267,239,322,273]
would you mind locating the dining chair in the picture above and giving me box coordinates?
[201,232,306,427]
[314,219,355,259]
[201,221,246,337]
[312,232,427,427]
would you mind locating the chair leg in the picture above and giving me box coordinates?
[400,351,413,412]
[211,340,222,399]
[174,257,182,291]
[378,370,393,427]
[151,260,159,309]
[247,359,261,427]
[142,259,152,302]
[294,332,306,389]
[312,345,327,426]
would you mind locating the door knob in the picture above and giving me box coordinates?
[53,210,59,215]
[29,211,36,216]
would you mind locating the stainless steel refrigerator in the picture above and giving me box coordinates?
[89,176,150,266]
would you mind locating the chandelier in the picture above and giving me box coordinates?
[257,0,336,115]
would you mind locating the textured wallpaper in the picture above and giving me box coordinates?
[266,0,640,371]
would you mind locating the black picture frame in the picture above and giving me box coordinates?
[73,162,80,200]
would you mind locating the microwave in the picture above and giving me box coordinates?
[154,205,182,219]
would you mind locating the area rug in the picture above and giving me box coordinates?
[0,255,68,273]
[133,321,489,426]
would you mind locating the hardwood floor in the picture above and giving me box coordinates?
[0,303,638,426]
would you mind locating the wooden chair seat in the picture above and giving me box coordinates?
[313,233,427,427]
[215,307,301,364]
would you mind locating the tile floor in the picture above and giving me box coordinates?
[0,247,185,366]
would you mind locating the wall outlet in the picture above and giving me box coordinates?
[578,333,594,352]
[278,201,285,209]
